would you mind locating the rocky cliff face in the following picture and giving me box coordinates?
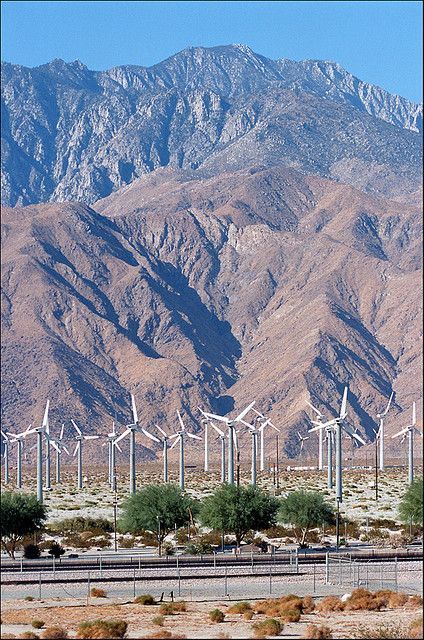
[1,45,422,207]
[1,166,422,459]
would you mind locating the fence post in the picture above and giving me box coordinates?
[20,557,23,573]
[325,553,329,584]
[224,566,228,596]
[213,551,216,569]
[313,561,316,593]
[53,556,55,577]
[366,564,369,589]
[87,571,90,605]
[295,548,299,574]
[395,557,398,592]
[38,572,42,600]
[178,569,181,597]
[338,557,342,585]
[138,555,141,571]
[269,567,272,595]
[380,564,383,589]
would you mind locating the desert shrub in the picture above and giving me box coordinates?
[409,617,423,639]
[279,595,303,611]
[24,544,41,559]
[302,596,315,613]
[134,594,155,605]
[1,634,16,639]
[50,517,113,535]
[162,542,175,556]
[280,608,301,622]
[244,610,254,620]
[228,601,252,614]
[171,601,187,612]
[345,588,384,611]
[19,634,39,640]
[76,619,127,639]
[31,620,45,629]
[303,624,333,639]
[387,592,409,608]
[159,603,174,615]
[352,623,407,639]
[24,596,34,601]
[316,596,345,613]
[209,609,225,623]
[90,587,107,598]
[264,525,293,538]
[152,615,165,626]
[119,536,136,549]
[408,595,423,608]
[140,633,186,639]
[47,542,65,559]
[252,618,282,638]
[40,628,69,639]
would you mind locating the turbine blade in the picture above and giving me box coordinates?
[169,433,179,439]
[203,412,229,424]
[186,433,202,440]
[83,435,100,440]
[51,440,61,453]
[308,424,326,433]
[114,429,131,444]
[115,442,123,453]
[340,387,348,419]
[71,419,82,436]
[72,443,79,457]
[392,427,410,439]
[176,410,185,431]
[170,437,179,450]
[141,428,160,443]
[306,401,323,417]
[42,400,50,429]
[210,423,225,437]
[62,445,70,455]
[131,394,138,424]
[235,401,256,423]
[239,418,253,429]
[59,423,65,440]
[383,392,394,416]
[156,425,168,438]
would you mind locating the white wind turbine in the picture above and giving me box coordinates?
[169,411,201,490]
[201,418,210,472]
[154,425,172,482]
[113,394,161,493]
[70,420,100,489]
[392,402,422,485]
[238,416,270,485]
[376,391,394,471]
[1,430,11,484]
[54,423,70,485]
[6,424,33,489]
[306,401,326,470]
[252,409,280,472]
[200,402,256,485]
[207,420,227,482]
[297,431,310,458]
[308,387,365,502]
[102,422,123,490]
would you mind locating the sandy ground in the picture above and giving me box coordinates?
[1,596,422,639]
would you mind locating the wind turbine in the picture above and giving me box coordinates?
[392,402,422,485]
[55,424,70,485]
[6,424,33,489]
[207,420,227,482]
[114,394,161,493]
[297,431,310,458]
[252,409,280,472]
[1,430,11,484]
[376,391,394,471]
[154,425,172,482]
[200,401,256,484]
[306,401,326,470]
[169,411,201,490]
[70,420,100,489]
[201,418,210,472]
[102,423,123,489]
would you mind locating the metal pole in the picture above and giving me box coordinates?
[4,442,9,484]
[108,441,112,485]
[16,440,23,489]
[221,437,226,483]
[295,547,299,574]
[276,435,280,489]
[204,423,209,472]
[87,571,90,604]
[133,566,136,598]
[335,423,342,502]
[318,427,323,471]
[325,552,329,584]
[39,573,42,600]
[213,551,216,569]
[228,427,234,485]
[111,443,116,492]
[157,518,161,557]
[408,429,414,485]
[251,432,257,486]
[260,427,265,472]
[99,555,102,577]
[379,418,384,471]
[224,566,228,596]
[178,569,181,596]
[313,561,316,592]
[336,499,340,549]
[269,567,272,594]
[45,438,51,490]
[164,440,168,482]
[236,450,240,487]
[129,428,136,494]
[37,430,43,503]
[179,435,184,491]
[55,447,61,484]
[77,440,83,490]
[375,436,379,500]
[327,431,333,489]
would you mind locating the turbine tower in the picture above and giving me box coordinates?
[1,430,11,484]
[252,409,280,472]
[114,394,160,493]
[154,425,171,482]
[200,402,255,484]
[306,401,326,470]
[169,411,201,490]
[102,423,123,489]
[208,421,226,482]
[392,402,422,485]
[70,420,100,489]
[376,391,394,471]
[6,424,33,488]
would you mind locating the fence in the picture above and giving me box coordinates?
[325,553,398,591]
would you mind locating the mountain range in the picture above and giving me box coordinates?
[1,45,422,462]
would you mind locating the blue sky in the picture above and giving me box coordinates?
[1,1,422,102]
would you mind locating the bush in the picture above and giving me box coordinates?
[352,623,407,639]
[316,596,344,612]
[171,602,187,612]
[387,592,409,608]
[76,620,127,639]
[19,634,39,639]
[344,588,384,612]
[209,609,225,623]
[47,542,65,559]
[50,517,113,535]
[152,616,165,626]
[280,608,301,622]
[159,603,175,615]
[31,620,45,629]
[24,544,41,559]
[303,624,333,639]
[228,601,252,614]
[134,594,156,605]
[40,628,68,639]
[140,633,186,639]
[90,587,107,598]
[302,596,315,613]
[244,610,254,620]
[409,617,423,639]
[24,596,34,601]
[252,618,282,638]
[408,595,423,608]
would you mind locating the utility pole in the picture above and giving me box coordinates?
[236,450,240,486]
[375,435,379,501]
[157,517,161,557]
[336,499,340,549]
[276,434,280,489]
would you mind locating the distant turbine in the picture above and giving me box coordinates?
[1,430,11,484]
[392,402,422,485]
[252,409,280,471]
[200,401,256,484]
[155,425,171,482]
[376,391,394,471]
[6,424,33,488]
[102,423,123,489]
[70,419,100,490]
[306,400,326,470]
[169,411,201,490]
[208,421,226,482]
[297,431,310,456]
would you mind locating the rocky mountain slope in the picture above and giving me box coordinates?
[2,166,422,460]
[1,45,422,207]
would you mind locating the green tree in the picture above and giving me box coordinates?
[200,484,279,547]
[278,490,334,547]
[119,484,196,555]
[48,541,66,559]
[399,478,423,526]
[1,492,47,558]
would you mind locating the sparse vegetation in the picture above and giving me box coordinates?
[209,609,225,623]
[316,595,345,612]
[278,490,335,547]
[134,594,156,605]
[76,619,127,639]
[399,479,423,526]
[252,618,282,638]
[40,628,69,639]
[228,601,252,614]
[90,587,107,598]
[303,624,333,639]
[31,620,45,629]
[152,615,165,626]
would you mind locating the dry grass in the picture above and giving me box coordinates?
[228,601,252,614]
[302,596,316,614]
[90,588,107,598]
[303,624,333,639]
[316,596,345,613]
[151,615,165,627]
[252,618,282,639]
[76,619,127,639]
[280,608,301,623]
[31,619,45,629]
[243,610,254,621]
[409,617,423,639]
[40,628,69,639]
[209,609,225,623]
[134,594,156,605]
[19,634,39,640]
[139,632,186,639]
